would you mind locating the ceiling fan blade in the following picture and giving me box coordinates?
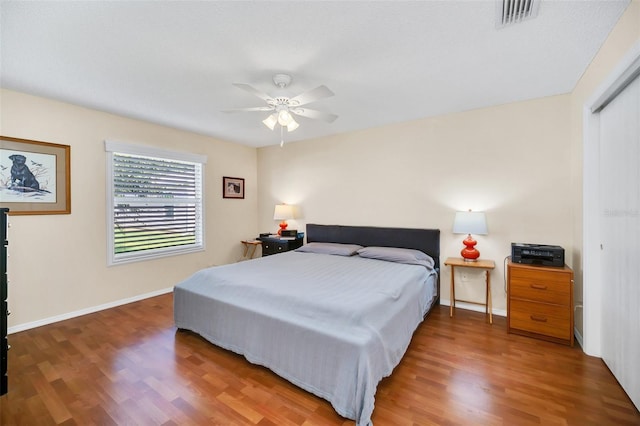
[291,108,338,123]
[289,85,334,106]
[223,106,274,113]
[232,83,273,102]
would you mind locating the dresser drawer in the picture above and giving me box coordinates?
[262,241,287,256]
[509,299,571,340]
[509,274,570,305]
[510,266,570,285]
[260,236,303,257]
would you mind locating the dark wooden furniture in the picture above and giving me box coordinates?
[259,236,303,256]
[1,208,8,396]
[507,260,574,346]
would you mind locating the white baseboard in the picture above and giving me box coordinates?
[8,287,173,334]
[440,298,507,317]
[574,327,584,349]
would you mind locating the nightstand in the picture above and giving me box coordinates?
[259,236,303,256]
[444,257,496,324]
[507,260,574,346]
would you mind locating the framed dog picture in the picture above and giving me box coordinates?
[222,176,244,199]
[0,136,71,215]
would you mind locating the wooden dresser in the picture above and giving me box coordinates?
[507,260,574,346]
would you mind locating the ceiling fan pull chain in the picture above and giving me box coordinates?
[280,126,285,147]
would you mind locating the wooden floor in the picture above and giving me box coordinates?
[1,293,638,425]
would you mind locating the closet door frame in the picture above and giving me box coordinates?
[583,39,640,358]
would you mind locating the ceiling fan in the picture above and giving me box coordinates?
[225,74,338,146]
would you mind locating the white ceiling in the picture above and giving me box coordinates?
[0,1,630,148]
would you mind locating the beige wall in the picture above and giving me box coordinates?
[258,94,573,313]
[1,89,258,329]
[569,1,640,340]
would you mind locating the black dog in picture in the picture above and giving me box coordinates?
[8,154,40,191]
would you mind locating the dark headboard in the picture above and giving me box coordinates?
[306,224,440,268]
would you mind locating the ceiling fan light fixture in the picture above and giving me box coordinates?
[278,109,293,126]
[229,74,337,144]
[262,113,278,130]
[286,119,299,132]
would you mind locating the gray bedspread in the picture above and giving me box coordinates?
[174,251,437,425]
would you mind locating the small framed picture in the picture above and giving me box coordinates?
[0,136,71,215]
[223,176,244,199]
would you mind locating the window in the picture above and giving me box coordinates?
[105,141,206,265]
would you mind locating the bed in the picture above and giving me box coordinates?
[174,224,440,425]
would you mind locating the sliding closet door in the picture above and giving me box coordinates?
[599,74,640,409]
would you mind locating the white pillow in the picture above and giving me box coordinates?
[296,242,363,256]
[357,246,435,269]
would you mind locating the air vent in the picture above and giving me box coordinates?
[496,0,540,28]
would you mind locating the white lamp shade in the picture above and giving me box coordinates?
[452,211,488,235]
[262,113,278,130]
[263,111,299,133]
[278,110,293,126]
[286,118,299,132]
[273,204,294,220]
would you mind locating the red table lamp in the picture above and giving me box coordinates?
[273,204,294,235]
[453,210,488,261]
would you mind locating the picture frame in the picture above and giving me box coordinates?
[222,176,245,199]
[0,136,71,215]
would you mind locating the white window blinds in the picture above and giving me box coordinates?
[105,141,206,265]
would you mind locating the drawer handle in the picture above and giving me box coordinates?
[530,284,548,290]
[530,314,548,322]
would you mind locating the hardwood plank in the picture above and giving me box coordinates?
[1,293,638,425]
